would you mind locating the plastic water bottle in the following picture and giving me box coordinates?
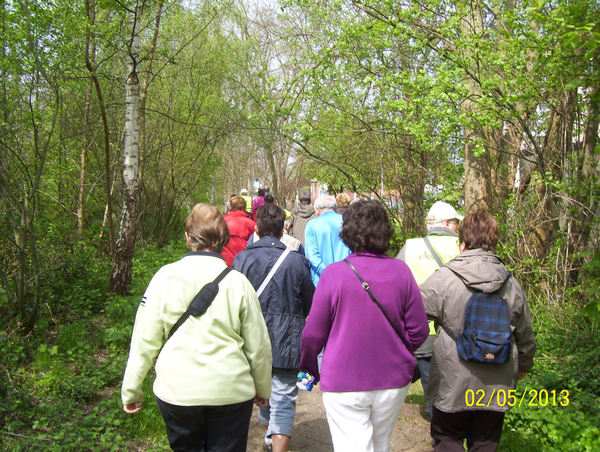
[296,371,314,391]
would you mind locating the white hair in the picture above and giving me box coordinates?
[314,195,336,211]
[427,221,446,231]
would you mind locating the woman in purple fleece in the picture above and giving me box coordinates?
[300,199,429,452]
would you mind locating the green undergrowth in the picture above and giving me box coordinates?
[2,239,599,450]
[0,243,186,451]
[499,303,600,452]
[0,320,132,451]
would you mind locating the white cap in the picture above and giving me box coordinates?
[427,201,464,224]
[240,188,249,195]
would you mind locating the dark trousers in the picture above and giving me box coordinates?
[431,406,505,452]
[156,397,254,452]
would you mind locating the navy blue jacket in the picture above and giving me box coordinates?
[233,237,314,369]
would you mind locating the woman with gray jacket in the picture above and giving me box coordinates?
[420,212,536,452]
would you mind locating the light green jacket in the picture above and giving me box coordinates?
[397,228,460,285]
[397,228,460,357]
[121,252,272,407]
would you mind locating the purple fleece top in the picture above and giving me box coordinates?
[300,252,429,392]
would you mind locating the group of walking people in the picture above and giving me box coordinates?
[121,192,536,452]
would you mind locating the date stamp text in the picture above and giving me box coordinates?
[465,389,570,407]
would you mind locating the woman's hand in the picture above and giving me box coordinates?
[518,370,528,380]
[254,396,269,407]
[123,401,143,414]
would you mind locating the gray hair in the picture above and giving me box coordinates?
[314,195,337,211]
[426,221,446,231]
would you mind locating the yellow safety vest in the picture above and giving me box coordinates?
[241,195,252,213]
[403,235,460,285]
[403,234,460,337]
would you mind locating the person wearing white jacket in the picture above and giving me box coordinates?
[121,203,272,452]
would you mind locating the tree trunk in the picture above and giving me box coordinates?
[399,140,426,236]
[110,4,141,294]
[78,80,93,237]
[563,86,600,284]
[139,0,163,192]
[571,87,599,252]
[85,0,114,253]
[521,91,575,260]
[461,2,493,214]
[463,132,493,214]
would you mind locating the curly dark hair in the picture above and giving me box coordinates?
[339,200,394,254]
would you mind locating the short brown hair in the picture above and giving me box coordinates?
[459,212,498,252]
[339,200,393,254]
[186,203,229,253]
[229,196,246,212]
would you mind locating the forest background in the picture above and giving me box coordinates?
[1,0,599,450]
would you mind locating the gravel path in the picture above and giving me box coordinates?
[246,382,434,452]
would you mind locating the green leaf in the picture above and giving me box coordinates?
[582,299,600,322]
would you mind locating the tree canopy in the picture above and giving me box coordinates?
[1,0,599,322]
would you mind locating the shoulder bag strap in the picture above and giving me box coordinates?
[344,259,414,355]
[423,236,444,267]
[256,247,291,297]
[168,267,232,340]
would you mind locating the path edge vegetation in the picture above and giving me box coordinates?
[1,219,599,451]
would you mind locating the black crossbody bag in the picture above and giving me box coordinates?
[167,267,232,340]
[344,259,421,383]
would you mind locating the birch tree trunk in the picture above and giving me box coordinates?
[110,2,141,294]
[139,0,163,191]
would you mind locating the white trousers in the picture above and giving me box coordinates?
[322,385,410,452]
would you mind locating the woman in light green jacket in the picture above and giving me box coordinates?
[121,203,272,452]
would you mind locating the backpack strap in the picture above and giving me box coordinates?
[168,267,232,340]
[423,236,444,267]
[344,259,414,355]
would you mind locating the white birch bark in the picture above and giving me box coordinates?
[110,2,141,294]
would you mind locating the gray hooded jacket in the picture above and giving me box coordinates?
[420,249,536,413]
[290,203,316,246]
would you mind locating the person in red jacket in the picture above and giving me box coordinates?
[222,196,256,266]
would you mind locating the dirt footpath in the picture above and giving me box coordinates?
[246,383,433,452]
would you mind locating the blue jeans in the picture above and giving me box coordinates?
[258,368,299,437]
[417,356,433,417]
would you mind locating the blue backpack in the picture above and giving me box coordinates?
[442,271,513,365]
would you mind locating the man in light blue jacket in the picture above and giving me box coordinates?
[304,195,351,287]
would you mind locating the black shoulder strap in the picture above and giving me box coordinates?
[168,267,232,340]
[423,236,444,267]
[344,259,414,355]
